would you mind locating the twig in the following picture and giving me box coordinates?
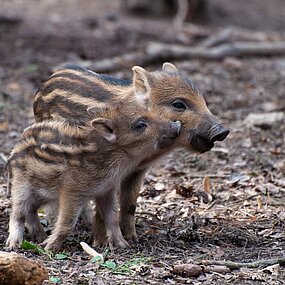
[201,27,234,47]
[0,153,7,163]
[201,257,285,270]
[201,27,281,47]
[202,199,218,211]
[228,193,260,205]
[173,0,189,28]
[186,174,229,179]
[147,41,285,61]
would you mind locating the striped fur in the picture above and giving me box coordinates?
[7,102,180,250]
[8,121,98,168]
[33,65,134,125]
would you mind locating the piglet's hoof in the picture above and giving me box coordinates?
[124,231,139,243]
[93,235,130,249]
[5,236,22,251]
[109,231,130,249]
[41,236,63,251]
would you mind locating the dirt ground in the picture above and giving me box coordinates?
[0,0,285,284]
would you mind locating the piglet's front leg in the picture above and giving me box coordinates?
[42,192,83,251]
[120,169,146,242]
[92,188,129,249]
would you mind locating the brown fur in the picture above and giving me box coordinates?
[32,63,229,243]
[6,103,180,250]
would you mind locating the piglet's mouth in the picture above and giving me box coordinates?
[190,134,214,153]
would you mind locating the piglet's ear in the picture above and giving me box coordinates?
[132,66,151,105]
[162,62,179,74]
[91,118,117,143]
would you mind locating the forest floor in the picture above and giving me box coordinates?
[0,0,284,284]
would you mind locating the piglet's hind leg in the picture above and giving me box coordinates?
[6,182,36,249]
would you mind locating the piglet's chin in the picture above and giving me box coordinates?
[188,135,215,153]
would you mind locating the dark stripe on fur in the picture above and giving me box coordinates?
[60,64,132,86]
[39,77,113,102]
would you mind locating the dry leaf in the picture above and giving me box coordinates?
[203,176,211,194]
[257,195,262,209]
[261,264,280,275]
[0,121,9,132]
[154,182,165,191]
[176,185,194,198]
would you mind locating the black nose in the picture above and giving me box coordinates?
[210,127,230,142]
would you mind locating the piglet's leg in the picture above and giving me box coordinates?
[43,201,59,225]
[6,210,25,249]
[6,181,43,249]
[79,201,94,230]
[89,206,106,247]
[93,188,129,249]
[43,192,83,251]
[44,200,94,230]
[119,169,146,242]
[25,204,47,243]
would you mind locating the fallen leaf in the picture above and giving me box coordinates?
[227,173,250,184]
[176,185,194,198]
[154,182,165,191]
[203,176,211,194]
[257,195,262,209]
[261,264,280,275]
[0,121,9,132]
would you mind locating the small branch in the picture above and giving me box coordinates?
[185,174,229,179]
[201,257,285,270]
[173,0,189,28]
[147,41,285,61]
[228,193,260,205]
[201,27,282,48]
[0,153,8,163]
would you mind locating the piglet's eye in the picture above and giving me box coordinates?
[172,100,187,111]
[134,120,148,132]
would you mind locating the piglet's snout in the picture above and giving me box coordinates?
[158,121,181,150]
[209,124,230,142]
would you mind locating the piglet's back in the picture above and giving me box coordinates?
[8,121,98,177]
[33,65,133,125]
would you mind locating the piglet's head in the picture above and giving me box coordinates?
[132,63,229,153]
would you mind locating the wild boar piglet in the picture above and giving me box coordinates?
[32,62,230,243]
[6,103,181,250]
